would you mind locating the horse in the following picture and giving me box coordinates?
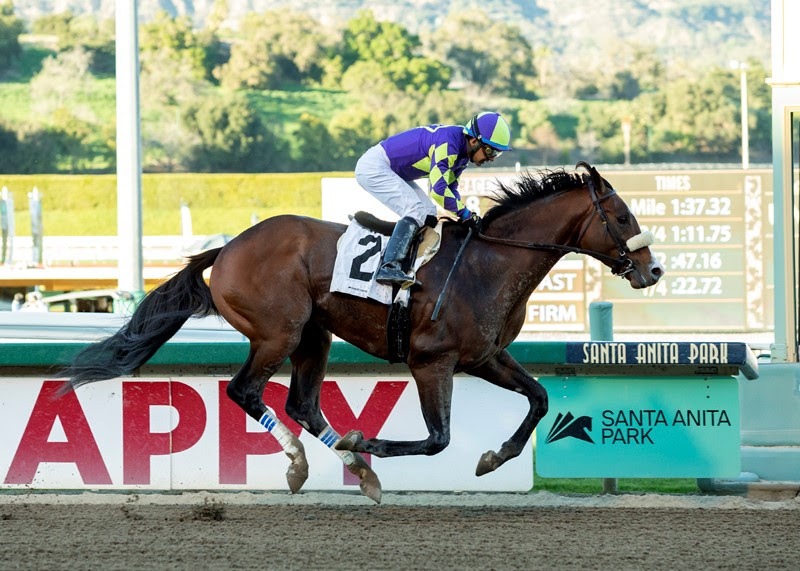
[60,161,664,503]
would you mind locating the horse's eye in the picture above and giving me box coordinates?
[617,215,629,224]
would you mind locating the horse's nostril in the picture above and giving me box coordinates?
[652,266,664,278]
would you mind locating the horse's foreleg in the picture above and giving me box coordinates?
[336,363,454,458]
[467,349,548,476]
[226,346,309,494]
[287,322,382,503]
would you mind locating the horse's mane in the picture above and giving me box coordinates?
[482,169,586,227]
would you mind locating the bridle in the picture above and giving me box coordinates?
[476,175,651,279]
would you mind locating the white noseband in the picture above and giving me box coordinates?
[626,230,654,252]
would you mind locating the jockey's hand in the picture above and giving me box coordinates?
[461,211,482,234]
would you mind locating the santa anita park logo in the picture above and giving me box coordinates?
[535,376,741,478]
[545,409,733,446]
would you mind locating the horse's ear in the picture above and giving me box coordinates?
[575,161,598,178]
[576,161,606,193]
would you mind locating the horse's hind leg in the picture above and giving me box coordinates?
[286,321,382,503]
[226,345,309,494]
[467,349,548,476]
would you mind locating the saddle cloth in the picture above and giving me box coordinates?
[330,219,442,304]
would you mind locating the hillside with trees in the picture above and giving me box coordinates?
[0,0,773,174]
[10,0,770,69]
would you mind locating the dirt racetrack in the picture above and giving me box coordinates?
[1,491,798,570]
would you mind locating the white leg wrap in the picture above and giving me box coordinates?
[259,410,300,455]
[319,424,356,465]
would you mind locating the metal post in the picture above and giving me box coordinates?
[622,118,632,166]
[116,0,144,310]
[28,187,43,267]
[180,200,193,247]
[1,187,14,265]
[1,187,8,265]
[729,60,750,170]
[740,65,749,170]
[768,0,800,363]
[589,301,618,494]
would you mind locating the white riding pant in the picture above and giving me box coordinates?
[355,144,436,227]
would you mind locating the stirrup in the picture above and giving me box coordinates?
[376,264,420,288]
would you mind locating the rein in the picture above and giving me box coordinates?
[475,176,645,278]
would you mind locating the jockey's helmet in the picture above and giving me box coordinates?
[463,112,512,152]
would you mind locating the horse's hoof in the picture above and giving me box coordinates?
[335,430,364,452]
[475,450,502,477]
[348,454,382,504]
[359,468,382,504]
[285,444,309,494]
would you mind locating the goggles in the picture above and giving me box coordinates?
[482,144,503,159]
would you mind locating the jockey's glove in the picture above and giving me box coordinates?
[461,211,483,234]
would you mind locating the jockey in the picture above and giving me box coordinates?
[355,111,512,286]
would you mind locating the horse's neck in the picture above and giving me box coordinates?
[488,191,591,250]
[484,192,592,291]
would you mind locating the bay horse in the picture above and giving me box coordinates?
[60,162,664,503]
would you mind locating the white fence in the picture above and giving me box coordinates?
[3,235,203,267]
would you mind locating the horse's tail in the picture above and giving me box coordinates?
[59,248,222,392]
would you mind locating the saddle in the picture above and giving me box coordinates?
[334,212,443,364]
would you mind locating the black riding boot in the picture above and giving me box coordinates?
[375,216,421,286]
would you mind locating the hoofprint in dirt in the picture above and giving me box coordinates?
[1,493,798,571]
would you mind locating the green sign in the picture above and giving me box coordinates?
[535,376,741,478]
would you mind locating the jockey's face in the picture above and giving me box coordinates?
[468,137,495,166]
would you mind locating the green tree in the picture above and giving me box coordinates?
[342,10,418,68]
[207,0,230,32]
[619,62,766,163]
[409,89,469,128]
[7,124,71,173]
[587,42,666,100]
[29,46,93,116]
[140,51,208,171]
[50,107,96,172]
[140,11,212,81]
[290,113,339,171]
[30,11,72,37]
[216,10,333,90]
[0,1,23,73]
[196,29,228,84]
[648,70,740,158]
[0,122,19,172]
[609,71,641,100]
[329,106,390,166]
[433,11,537,98]
[328,88,469,168]
[341,10,450,93]
[572,100,646,163]
[63,14,115,75]
[490,23,539,99]
[30,11,115,75]
[340,60,396,96]
[627,46,666,94]
[182,93,281,172]
[0,122,84,174]
[387,56,451,95]
[516,102,566,163]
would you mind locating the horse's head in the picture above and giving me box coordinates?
[575,161,664,289]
